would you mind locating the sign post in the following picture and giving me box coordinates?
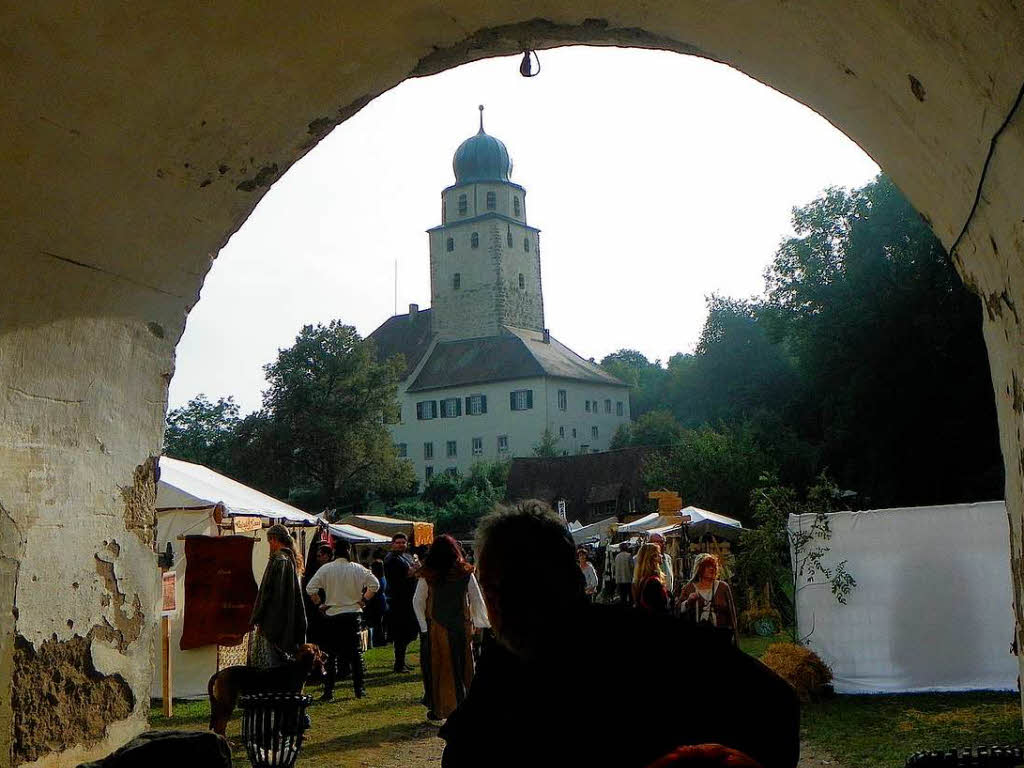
[160,569,176,717]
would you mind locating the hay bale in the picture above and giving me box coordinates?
[760,643,833,702]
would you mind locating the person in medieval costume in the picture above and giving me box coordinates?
[249,524,308,669]
[413,534,489,720]
[384,532,419,673]
[678,552,738,646]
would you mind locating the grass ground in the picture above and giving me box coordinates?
[151,635,1024,768]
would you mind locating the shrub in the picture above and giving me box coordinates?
[760,642,833,702]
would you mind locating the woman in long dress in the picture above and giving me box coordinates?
[678,552,738,645]
[413,535,489,720]
[249,524,308,669]
[632,542,670,614]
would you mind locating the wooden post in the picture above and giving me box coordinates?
[161,566,173,718]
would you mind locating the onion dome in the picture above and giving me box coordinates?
[452,105,513,184]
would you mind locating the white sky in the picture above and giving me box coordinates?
[169,47,879,416]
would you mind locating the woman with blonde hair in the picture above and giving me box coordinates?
[632,542,669,614]
[678,552,738,645]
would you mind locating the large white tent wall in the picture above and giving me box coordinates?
[789,501,1017,694]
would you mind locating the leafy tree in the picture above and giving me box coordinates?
[609,409,682,449]
[532,427,560,457]
[600,349,669,417]
[260,321,415,511]
[163,394,240,472]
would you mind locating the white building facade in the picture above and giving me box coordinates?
[369,109,631,486]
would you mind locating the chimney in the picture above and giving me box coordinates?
[543,328,550,344]
[408,303,419,322]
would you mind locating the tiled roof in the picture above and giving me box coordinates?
[366,308,434,379]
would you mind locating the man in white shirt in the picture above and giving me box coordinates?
[305,539,379,700]
[612,543,635,605]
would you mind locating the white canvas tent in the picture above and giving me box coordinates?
[154,457,386,698]
[617,506,742,538]
[790,500,1016,693]
[570,516,617,545]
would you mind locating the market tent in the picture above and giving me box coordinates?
[155,456,326,699]
[570,516,617,545]
[327,522,390,544]
[337,513,434,546]
[790,501,1015,693]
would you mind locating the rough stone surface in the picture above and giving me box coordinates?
[3,3,1024,765]
[11,636,133,766]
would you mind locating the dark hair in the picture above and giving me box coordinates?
[334,539,352,560]
[420,534,473,584]
[316,543,333,557]
[370,560,385,580]
[391,532,408,542]
[475,500,585,657]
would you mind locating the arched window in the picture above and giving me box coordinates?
[446,237,454,252]
[506,227,513,248]
[513,196,521,216]
[453,273,461,290]
[524,237,530,252]
[486,191,496,210]
[518,273,525,289]
[471,232,479,249]
[458,193,468,215]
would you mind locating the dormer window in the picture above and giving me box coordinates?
[518,273,525,289]
[446,237,454,252]
[513,196,521,216]
[524,237,530,252]
[486,191,496,210]
[471,232,479,249]
[453,273,461,290]
[458,193,468,215]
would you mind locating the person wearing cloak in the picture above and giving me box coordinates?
[249,524,308,669]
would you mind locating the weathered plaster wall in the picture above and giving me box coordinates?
[2,2,1024,765]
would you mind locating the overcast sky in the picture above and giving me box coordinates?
[168,47,879,415]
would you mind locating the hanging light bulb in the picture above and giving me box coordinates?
[519,50,541,78]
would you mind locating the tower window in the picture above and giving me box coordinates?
[446,237,454,252]
[486,191,496,210]
[507,228,513,247]
[557,389,567,411]
[519,273,525,289]
[453,273,461,290]
[471,232,479,249]
[524,237,530,252]
[458,193,467,215]
[513,196,521,216]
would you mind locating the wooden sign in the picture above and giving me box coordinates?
[161,571,177,616]
[232,515,262,533]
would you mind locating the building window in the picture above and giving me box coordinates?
[472,437,483,455]
[557,389,567,411]
[524,237,530,252]
[447,440,457,458]
[440,397,462,418]
[507,228,514,247]
[605,399,611,414]
[424,442,434,460]
[497,435,509,453]
[513,196,521,216]
[510,389,533,411]
[592,400,598,412]
[442,200,447,220]
[592,426,599,439]
[486,191,496,210]
[416,400,438,420]
[453,273,461,290]
[466,394,487,415]
[585,400,591,413]
[559,426,565,438]
[425,465,434,481]
[580,444,589,454]
[518,273,525,289]
[616,401,624,417]
[458,193,467,215]
[446,237,454,252]
[471,232,479,249]
[572,428,577,438]
[396,443,407,458]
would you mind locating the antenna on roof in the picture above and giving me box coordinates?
[394,259,398,317]
[478,104,485,133]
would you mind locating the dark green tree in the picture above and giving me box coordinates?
[163,394,240,472]
[532,427,560,457]
[600,349,669,418]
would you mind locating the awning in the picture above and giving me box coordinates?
[156,456,321,525]
[327,523,391,544]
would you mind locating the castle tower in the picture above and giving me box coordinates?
[428,106,544,340]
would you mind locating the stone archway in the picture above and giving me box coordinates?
[3,3,1023,765]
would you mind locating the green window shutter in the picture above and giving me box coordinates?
[465,396,472,414]
[510,392,516,411]
[416,402,423,420]
[526,390,533,409]
[456,399,462,416]
[481,395,487,413]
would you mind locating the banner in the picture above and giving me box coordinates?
[181,535,257,650]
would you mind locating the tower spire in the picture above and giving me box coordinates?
[478,104,485,134]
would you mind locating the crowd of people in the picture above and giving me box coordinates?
[246,506,798,768]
